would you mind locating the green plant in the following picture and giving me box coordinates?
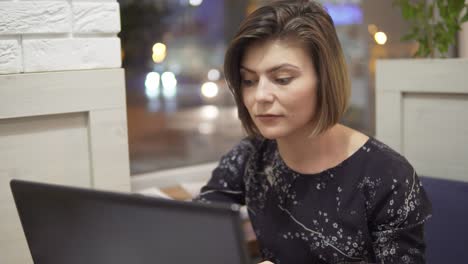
[393,0,468,58]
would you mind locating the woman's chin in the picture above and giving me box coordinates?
[260,134,278,140]
[257,128,286,140]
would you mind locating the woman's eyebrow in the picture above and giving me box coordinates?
[240,66,255,73]
[240,63,300,74]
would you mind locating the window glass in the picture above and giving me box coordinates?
[120,0,405,175]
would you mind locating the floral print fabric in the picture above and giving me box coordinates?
[195,137,432,264]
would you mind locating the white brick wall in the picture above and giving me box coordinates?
[23,37,121,72]
[73,2,121,33]
[0,38,21,74]
[0,0,121,74]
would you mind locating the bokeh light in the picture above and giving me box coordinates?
[374,31,387,45]
[201,81,219,98]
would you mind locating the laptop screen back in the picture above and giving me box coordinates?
[10,180,249,264]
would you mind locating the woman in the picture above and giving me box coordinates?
[195,1,432,263]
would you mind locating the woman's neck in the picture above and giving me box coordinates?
[275,124,353,174]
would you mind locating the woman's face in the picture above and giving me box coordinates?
[240,39,318,140]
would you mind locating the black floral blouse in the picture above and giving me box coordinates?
[195,136,432,264]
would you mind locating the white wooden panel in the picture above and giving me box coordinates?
[376,59,468,93]
[375,89,402,152]
[111,184,132,193]
[376,58,468,182]
[89,108,130,191]
[0,198,24,244]
[403,94,468,181]
[0,68,130,264]
[0,238,32,264]
[0,69,126,119]
[0,113,91,204]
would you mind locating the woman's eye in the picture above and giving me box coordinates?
[241,79,255,86]
[275,77,293,85]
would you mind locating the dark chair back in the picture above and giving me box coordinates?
[421,176,468,264]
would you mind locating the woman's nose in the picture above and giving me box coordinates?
[255,78,274,103]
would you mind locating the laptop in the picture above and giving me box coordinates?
[10,179,251,264]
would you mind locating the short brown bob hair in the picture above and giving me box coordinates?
[224,0,350,137]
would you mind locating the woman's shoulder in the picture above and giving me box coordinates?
[359,138,432,229]
[361,137,416,184]
[366,137,413,168]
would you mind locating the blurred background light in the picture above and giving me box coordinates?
[189,0,203,7]
[207,69,221,81]
[201,81,219,98]
[324,3,363,26]
[152,53,166,63]
[374,31,388,45]
[200,105,219,120]
[198,122,215,135]
[152,42,167,63]
[161,71,177,98]
[145,72,160,99]
[152,42,167,54]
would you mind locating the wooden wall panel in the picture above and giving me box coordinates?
[376,59,468,182]
[0,69,130,264]
[403,94,468,180]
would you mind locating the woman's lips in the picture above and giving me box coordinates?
[256,114,283,122]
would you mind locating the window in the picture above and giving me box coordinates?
[120,0,249,174]
[120,0,374,175]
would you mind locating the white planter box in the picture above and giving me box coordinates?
[376,59,468,182]
[0,69,130,264]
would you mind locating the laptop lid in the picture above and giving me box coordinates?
[10,179,250,264]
